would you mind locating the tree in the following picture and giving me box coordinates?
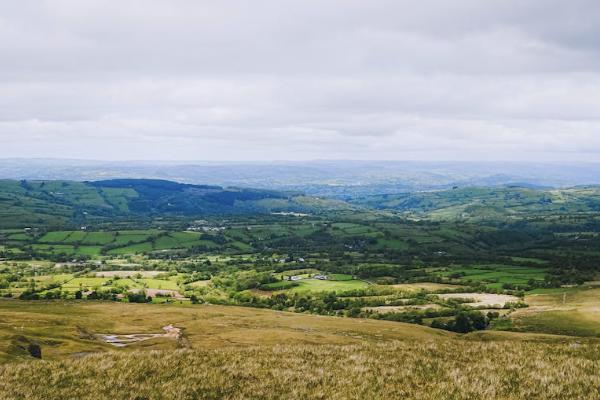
[469,312,487,330]
[346,307,361,318]
[487,311,500,320]
[453,312,473,333]
[127,291,150,303]
[431,319,447,330]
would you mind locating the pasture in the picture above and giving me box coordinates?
[265,277,369,293]
[5,229,222,257]
[23,273,184,297]
[432,264,547,289]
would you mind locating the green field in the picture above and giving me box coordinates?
[288,278,369,293]
[44,276,180,294]
[136,278,180,291]
[329,273,354,281]
[62,277,109,290]
[433,264,547,289]
[12,229,227,257]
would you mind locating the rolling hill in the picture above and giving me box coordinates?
[0,179,350,229]
[352,186,600,221]
[3,160,600,195]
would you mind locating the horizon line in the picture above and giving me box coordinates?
[1,157,600,165]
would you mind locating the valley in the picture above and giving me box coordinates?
[0,178,599,398]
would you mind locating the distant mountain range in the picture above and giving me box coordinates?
[1,159,600,198]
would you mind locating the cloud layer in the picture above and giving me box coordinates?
[1,0,600,161]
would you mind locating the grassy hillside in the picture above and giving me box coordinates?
[353,186,600,221]
[505,287,600,337]
[0,301,598,399]
[1,338,598,399]
[0,179,348,229]
[0,301,449,362]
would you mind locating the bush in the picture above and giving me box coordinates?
[127,291,151,303]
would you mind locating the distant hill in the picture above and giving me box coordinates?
[4,177,600,229]
[351,186,600,221]
[0,179,349,229]
[2,159,600,198]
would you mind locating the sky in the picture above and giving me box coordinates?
[1,0,600,162]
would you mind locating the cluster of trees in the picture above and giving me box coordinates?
[324,263,429,281]
[126,291,151,303]
[216,288,505,335]
[230,291,353,314]
[430,311,499,333]
[212,270,277,292]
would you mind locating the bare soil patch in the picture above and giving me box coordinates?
[436,293,520,308]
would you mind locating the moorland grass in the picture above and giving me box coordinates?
[507,287,600,337]
[0,300,450,361]
[0,340,598,400]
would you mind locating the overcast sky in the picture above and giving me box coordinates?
[1,0,600,161]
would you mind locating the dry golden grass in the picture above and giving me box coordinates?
[0,300,450,361]
[509,288,600,336]
[1,340,599,400]
[1,301,599,399]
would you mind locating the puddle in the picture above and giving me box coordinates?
[96,325,181,347]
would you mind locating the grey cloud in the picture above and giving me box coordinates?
[0,0,600,161]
